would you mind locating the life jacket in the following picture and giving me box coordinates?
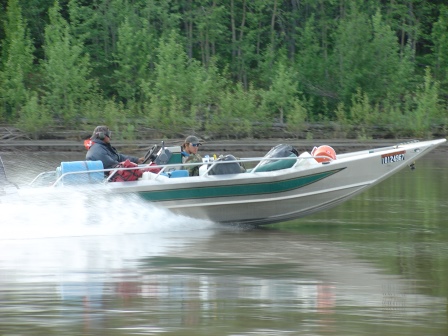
[109,159,142,182]
[84,139,93,150]
[141,163,162,174]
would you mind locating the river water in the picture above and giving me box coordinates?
[0,151,447,335]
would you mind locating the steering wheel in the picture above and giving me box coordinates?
[142,144,158,164]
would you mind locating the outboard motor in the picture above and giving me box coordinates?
[261,144,299,163]
[253,144,299,172]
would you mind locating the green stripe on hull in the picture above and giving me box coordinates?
[139,168,344,202]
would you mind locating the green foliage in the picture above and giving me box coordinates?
[431,6,448,91]
[206,83,256,139]
[16,91,52,139]
[260,59,299,124]
[144,31,229,135]
[0,0,447,138]
[333,7,414,109]
[145,93,188,136]
[184,0,227,66]
[295,15,328,99]
[381,99,408,138]
[334,102,348,126]
[409,68,441,137]
[286,99,308,138]
[112,16,155,104]
[0,0,34,121]
[41,1,97,126]
[147,31,195,130]
[370,9,413,101]
[333,5,373,105]
[83,97,136,140]
[100,99,142,140]
[349,89,374,125]
[187,59,227,134]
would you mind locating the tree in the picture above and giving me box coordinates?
[261,59,300,125]
[332,4,374,106]
[0,0,34,121]
[369,9,413,102]
[41,1,96,125]
[207,83,256,138]
[144,31,201,133]
[0,0,446,137]
[295,14,335,118]
[16,91,52,138]
[112,16,155,106]
[332,5,415,113]
[16,0,54,60]
[431,5,448,95]
[383,0,422,59]
[183,0,227,67]
[410,68,441,137]
[229,0,266,87]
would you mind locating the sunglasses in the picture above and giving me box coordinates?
[191,143,200,147]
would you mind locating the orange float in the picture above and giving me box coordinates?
[311,145,337,163]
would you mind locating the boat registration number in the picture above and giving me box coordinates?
[381,150,406,164]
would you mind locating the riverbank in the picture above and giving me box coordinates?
[1,123,447,155]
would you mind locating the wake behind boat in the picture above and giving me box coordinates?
[1,139,445,225]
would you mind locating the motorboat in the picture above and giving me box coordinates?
[0,138,445,225]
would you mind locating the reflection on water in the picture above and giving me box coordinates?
[1,230,446,335]
[0,152,447,335]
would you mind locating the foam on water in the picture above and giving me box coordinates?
[1,190,216,240]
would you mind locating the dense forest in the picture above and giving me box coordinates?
[0,0,447,140]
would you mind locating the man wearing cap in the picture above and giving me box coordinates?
[181,135,203,176]
[86,125,144,169]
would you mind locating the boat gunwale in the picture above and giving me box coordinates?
[25,138,446,190]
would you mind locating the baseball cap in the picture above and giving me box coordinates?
[184,135,203,145]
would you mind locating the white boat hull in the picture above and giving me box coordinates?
[1,139,445,225]
[106,139,445,224]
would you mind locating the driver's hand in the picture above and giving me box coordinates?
[138,157,145,164]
